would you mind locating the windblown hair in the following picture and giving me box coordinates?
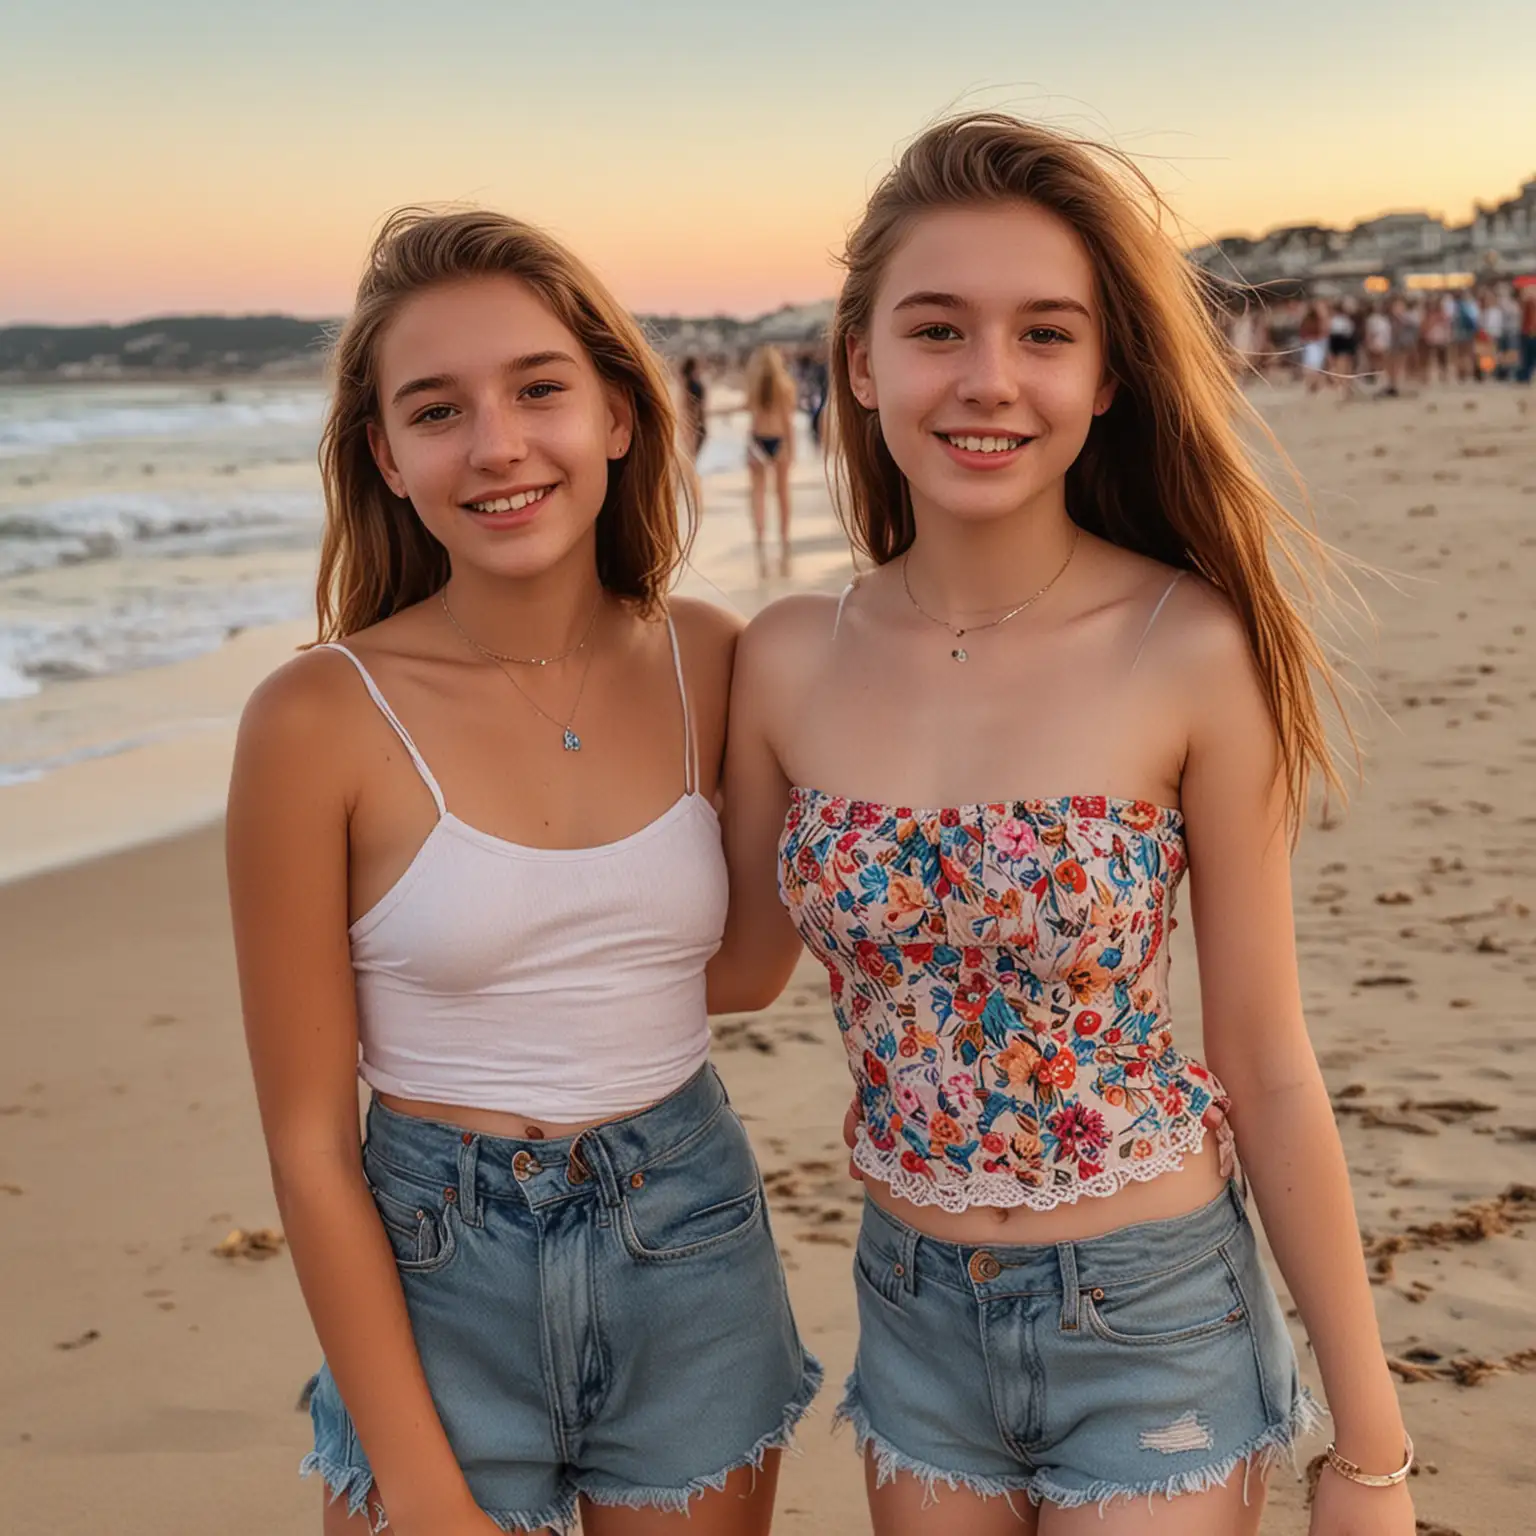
[744,345,797,416]
[828,112,1349,820]
[316,208,692,638]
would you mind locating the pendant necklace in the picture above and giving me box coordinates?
[440,591,598,752]
[901,527,1080,661]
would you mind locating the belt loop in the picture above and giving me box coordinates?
[456,1135,482,1227]
[898,1224,920,1296]
[576,1129,624,1210]
[1056,1241,1080,1331]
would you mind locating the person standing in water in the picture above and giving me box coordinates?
[228,209,818,1536]
[711,115,1413,1534]
[744,344,797,578]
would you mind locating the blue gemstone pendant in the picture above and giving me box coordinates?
[563,728,582,752]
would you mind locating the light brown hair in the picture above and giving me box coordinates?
[316,208,692,638]
[744,345,797,416]
[828,112,1349,819]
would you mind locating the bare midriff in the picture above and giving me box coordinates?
[865,1136,1226,1246]
[376,1091,650,1143]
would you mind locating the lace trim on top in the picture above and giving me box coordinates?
[853,1117,1234,1214]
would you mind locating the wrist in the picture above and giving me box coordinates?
[1326,1427,1413,1486]
[1329,1413,1408,1471]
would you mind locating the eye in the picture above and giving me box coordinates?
[1025,327,1071,345]
[911,323,960,342]
[410,403,457,425]
[522,381,565,400]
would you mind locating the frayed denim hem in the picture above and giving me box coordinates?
[1027,1390,1328,1515]
[576,1351,826,1516]
[834,1379,1037,1506]
[298,1452,580,1534]
[836,1376,1327,1516]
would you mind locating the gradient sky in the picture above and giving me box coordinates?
[3,0,1532,323]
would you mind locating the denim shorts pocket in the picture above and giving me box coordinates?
[617,1107,766,1262]
[853,1232,907,1315]
[364,1158,459,1275]
[1081,1244,1245,1346]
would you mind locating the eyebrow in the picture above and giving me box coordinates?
[389,350,580,408]
[891,290,1093,320]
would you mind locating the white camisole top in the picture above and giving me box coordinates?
[318,614,727,1121]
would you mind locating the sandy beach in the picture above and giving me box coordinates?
[1,384,1533,1534]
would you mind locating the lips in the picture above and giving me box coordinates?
[935,432,1034,470]
[464,485,555,515]
[937,432,1031,454]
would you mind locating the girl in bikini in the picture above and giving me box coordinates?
[711,115,1413,1535]
[743,344,798,579]
[228,209,818,1536]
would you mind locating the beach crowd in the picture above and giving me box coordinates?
[1225,282,1536,394]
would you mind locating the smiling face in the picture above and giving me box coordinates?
[847,202,1115,529]
[366,274,632,583]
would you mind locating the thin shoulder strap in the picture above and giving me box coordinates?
[1129,571,1186,675]
[663,613,699,796]
[832,580,856,639]
[317,643,447,817]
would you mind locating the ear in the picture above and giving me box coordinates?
[366,420,409,498]
[845,331,877,411]
[605,386,635,461]
[1092,375,1118,417]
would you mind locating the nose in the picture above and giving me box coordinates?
[958,330,1020,411]
[465,396,529,472]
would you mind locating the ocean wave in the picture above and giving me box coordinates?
[0,581,314,701]
[0,390,323,455]
[0,489,321,577]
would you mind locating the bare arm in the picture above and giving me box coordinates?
[707,610,804,1014]
[1179,609,1413,1533]
[227,659,490,1534]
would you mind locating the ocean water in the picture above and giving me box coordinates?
[0,383,329,705]
[0,381,785,781]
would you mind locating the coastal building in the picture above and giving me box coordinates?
[1189,177,1536,296]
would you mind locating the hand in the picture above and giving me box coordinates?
[842,1093,865,1183]
[1308,1466,1415,1536]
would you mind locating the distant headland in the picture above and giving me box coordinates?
[0,302,837,383]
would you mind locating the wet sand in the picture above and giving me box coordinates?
[1,386,1532,1533]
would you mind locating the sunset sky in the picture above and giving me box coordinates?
[3,0,1532,324]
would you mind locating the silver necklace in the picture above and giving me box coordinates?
[440,592,598,752]
[439,589,602,666]
[900,527,1081,662]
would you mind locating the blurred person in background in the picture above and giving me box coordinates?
[744,345,798,579]
[680,355,708,465]
[1362,302,1392,393]
[1520,281,1536,384]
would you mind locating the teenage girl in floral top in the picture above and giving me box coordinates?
[709,115,1414,1535]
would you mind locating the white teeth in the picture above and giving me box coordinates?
[469,486,551,513]
[945,434,1023,454]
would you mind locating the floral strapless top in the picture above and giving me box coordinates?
[778,787,1229,1213]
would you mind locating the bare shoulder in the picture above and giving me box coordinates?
[1142,573,1265,710]
[668,594,745,651]
[665,595,743,698]
[739,589,844,667]
[235,645,372,774]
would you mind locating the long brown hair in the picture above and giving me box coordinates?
[829,112,1350,820]
[316,208,692,638]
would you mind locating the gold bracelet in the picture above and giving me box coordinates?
[1323,1433,1414,1488]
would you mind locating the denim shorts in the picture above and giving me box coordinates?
[843,1181,1322,1512]
[303,1065,822,1532]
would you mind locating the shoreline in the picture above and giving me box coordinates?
[0,449,847,886]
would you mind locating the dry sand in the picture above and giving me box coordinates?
[1,386,1533,1534]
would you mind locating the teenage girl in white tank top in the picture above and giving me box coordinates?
[228,211,818,1536]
